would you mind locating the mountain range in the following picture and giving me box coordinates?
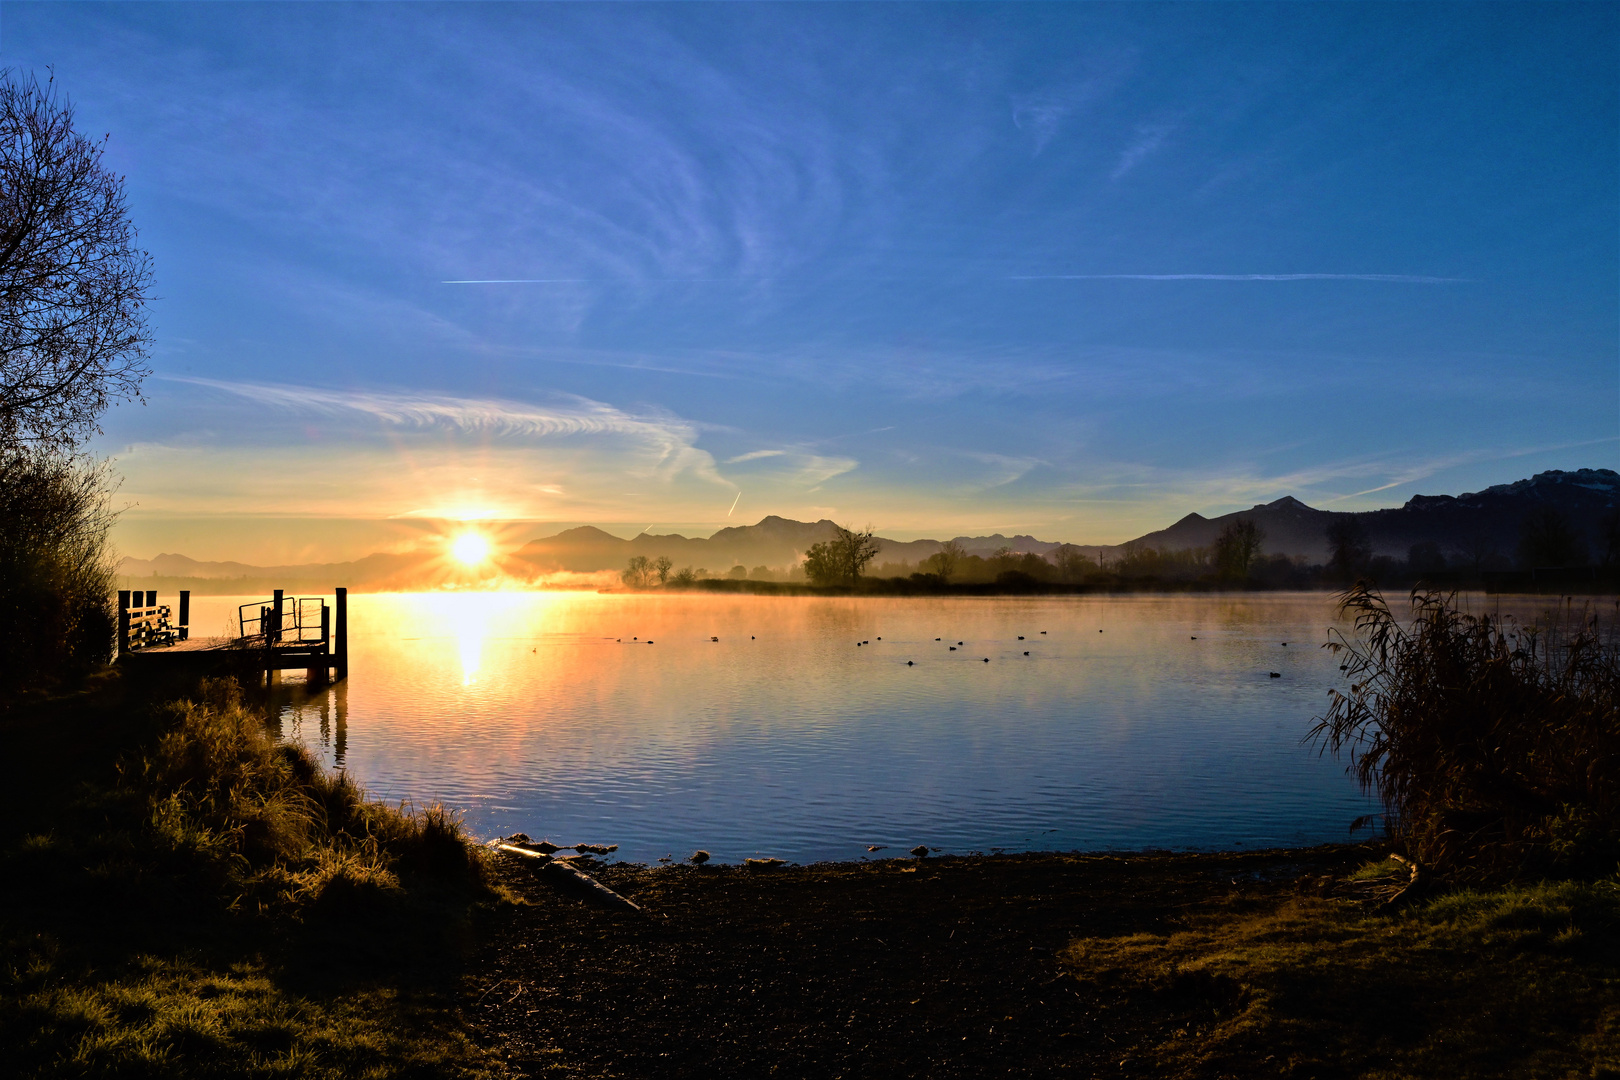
[117,468,1620,591]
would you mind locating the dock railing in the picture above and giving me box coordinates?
[239,593,327,645]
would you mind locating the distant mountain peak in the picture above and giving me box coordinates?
[1462,468,1620,502]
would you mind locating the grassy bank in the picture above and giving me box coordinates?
[0,674,506,1079]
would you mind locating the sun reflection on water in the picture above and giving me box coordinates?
[416,591,529,686]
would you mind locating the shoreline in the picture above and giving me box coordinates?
[472,843,1619,1078]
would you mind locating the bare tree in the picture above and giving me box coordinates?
[0,71,153,451]
[652,555,672,584]
[804,524,882,587]
[1214,518,1265,580]
[1326,517,1372,581]
[1052,544,1096,583]
[836,523,881,586]
[922,539,963,582]
[621,555,651,588]
[1517,507,1587,569]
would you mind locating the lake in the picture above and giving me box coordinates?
[189,590,1375,864]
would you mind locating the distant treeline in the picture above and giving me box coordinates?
[634,508,1620,595]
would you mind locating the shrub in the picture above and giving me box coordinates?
[0,447,117,691]
[1312,585,1620,881]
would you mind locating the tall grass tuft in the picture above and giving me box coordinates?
[1312,584,1620,881]
[130,678,492,916]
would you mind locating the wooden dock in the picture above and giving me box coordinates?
[118,587,349,683]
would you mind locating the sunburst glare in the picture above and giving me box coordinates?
[450,531,492,566]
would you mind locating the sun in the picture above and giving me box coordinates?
[450,531,492,566]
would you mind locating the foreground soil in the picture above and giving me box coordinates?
[468,844,1617,1079]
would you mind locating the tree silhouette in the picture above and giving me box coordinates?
[921,539,963,582]
[1517,507,1587,569]
[1326,517,1372,581]
[1213,518,1265,580]
[621,555,651,588]
[0,71,153,451]
[804,524,881,586]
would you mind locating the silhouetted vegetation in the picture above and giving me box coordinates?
[0,71,153,450]
[1213,518,1264,580]
[918,538,964,582]
[1518,506,1588,569]
[0,70,155,697]
[630,513,1620,595]
[0,675,503,1077]
[797,523,879,587]
[0,447,118,695]
[1314,585,1620,882]
[1326,517,1372,582]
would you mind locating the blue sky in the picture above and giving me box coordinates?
[11,2,1617,561]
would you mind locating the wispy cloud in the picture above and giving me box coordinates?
[1010,95,1071,153]
[1112,122,1173,179]
[723,449,787,464]
[1010,274,1470,283]
[165,376,729,494]
[171,376,699,446]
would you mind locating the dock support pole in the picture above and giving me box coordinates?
[309,603,331,685]
[145,590,157,608]
[271,590,284,644]
[117,590,131,656]
[335,588,348,680]
[178,590,190,642]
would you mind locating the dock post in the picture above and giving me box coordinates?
[117,590,131,656]
[261,608,273,687]
[178,590,190,642]
[272,590,284,644]
[309,603,331,685]
[335,587,348,680]
[145,589,157,609]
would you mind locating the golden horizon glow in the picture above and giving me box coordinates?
[450,531,492,566]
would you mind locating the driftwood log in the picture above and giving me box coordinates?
[495,843,644,915]
[1383,853,1427,909]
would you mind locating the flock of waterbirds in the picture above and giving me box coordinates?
[607,625,1293,677]
[506,625,1297,877]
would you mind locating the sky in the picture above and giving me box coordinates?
[8,2,1617,563]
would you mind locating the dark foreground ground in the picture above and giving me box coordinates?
[471,847,1620,1079]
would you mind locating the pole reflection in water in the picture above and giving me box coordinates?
[273,678,348,769]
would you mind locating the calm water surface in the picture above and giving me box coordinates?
[192,591,1374,863]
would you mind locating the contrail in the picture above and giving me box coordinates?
[1009,273,1469,283]
[727,492,742,517]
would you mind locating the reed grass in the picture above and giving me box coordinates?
[1312,585,1620,882]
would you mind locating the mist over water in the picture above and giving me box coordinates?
[194,592,1375,864]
